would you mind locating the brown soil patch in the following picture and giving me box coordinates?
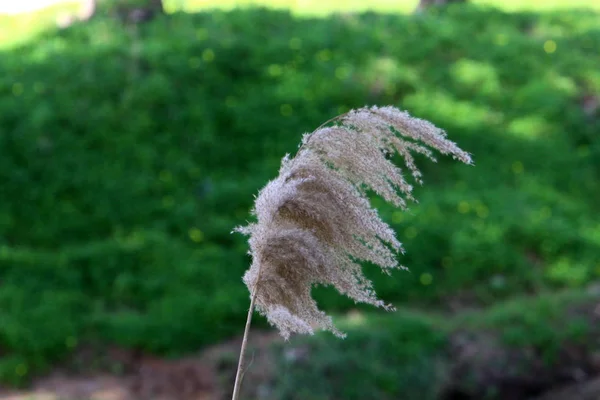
[0,330,282,400]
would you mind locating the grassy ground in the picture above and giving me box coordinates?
[175,0,600,13]
[3,0,600,49]
[0,1,599,397]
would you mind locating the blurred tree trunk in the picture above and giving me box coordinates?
[79,0,164,22]
[415,0,467,12]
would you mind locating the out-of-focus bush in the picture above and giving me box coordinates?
[0,4,598,384]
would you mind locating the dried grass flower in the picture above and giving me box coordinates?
[234,106,472,339]
[230,105,472,400]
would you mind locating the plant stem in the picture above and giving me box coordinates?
[231,110,359,399]
[231,283,259,400]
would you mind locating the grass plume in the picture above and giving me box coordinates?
[231,105,472,399]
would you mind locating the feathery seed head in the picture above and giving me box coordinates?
[235,106,472,339]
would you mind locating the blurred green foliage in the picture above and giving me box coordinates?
[272,312,447,400]
[0,3,599,385]
[270,291,598,399]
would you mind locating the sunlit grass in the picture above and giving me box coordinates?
[165,0,418,14]
[172,0,600,14]
[3,0,600,50]
[0,2,79,49]
[475,0,600,11]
